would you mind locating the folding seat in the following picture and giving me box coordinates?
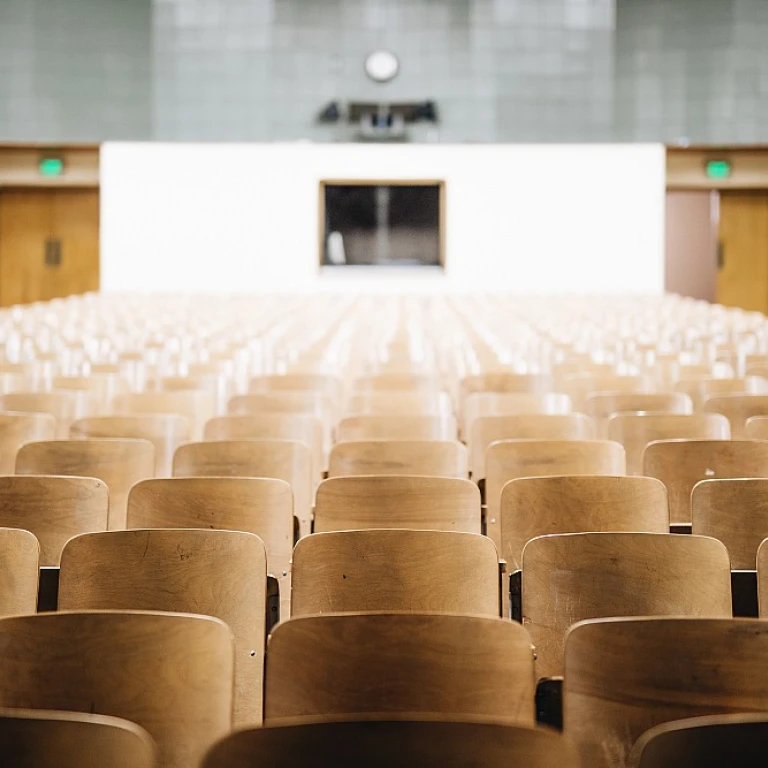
[703,394,768,438]
[16,439,155,530]
[337,414,456,442]
[0,392,90,438]
[674,376,768,410]
[353,373,443,392]
[585,392,692,438]
[0,412,56,472]
[463,392,571,442]
[346,391,452,418]
[561,373,651,412]
[328,440,467,478]
[114,391,214,441]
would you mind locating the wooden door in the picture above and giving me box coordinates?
[0,189,99,307]
[717,191,768,313]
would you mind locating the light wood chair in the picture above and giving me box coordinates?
[0,412,56,473]
[460,373,554,401]
[485,440,626,553]
[585,392,693,438]
[202,718,580,768]
[328,440,467,478]
[337,414,457,442]
[249,374,342,407]
[291,529,499,617]
[346,391,452,417]
[0,528,39,617]
[756,537,768,616]
[314,476,482,533]
[0,709,157,768]
[675,376,768,410]
[628,714,768,768]
[746,415,768,439]
[353,373,443,392]
[692,479,768,569]
[523,532,731,677]
[703,394,768,438]
[59,529,266,725]
[204,414,325,482]
[172,440,312,538]
[462,392,571,441]
[0,475,108,566]
[15,439,155,530]
[643,439,768,524]
[264,613,534,724]
[127,477,293,616]
[0,392,89,438]
[51,373,128,413]
[607,413,730,475]
[70,415,190,477]
[564,617,768,768]
[114,391,214,441]
[562,374,651,412]
[471,414,596,479]
[501,475,668,570]
[0,611,233,768]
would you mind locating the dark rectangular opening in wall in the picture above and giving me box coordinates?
[320,181,445,268]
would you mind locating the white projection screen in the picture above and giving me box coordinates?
[101,142,665,295]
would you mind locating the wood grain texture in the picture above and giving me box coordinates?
[127,477,293,616]
[291,529,499,617]
[564,617,768,768]
[337,414,457,442]
[523,533,731,677]
[471,414,597,478]
[692,478,768,569]
[756,538,768,616]
[0,411,56,472]
[264,613,535,724]
[607,413,730,475]
[0,528,39,617]
[59,529,266,725]
[172,440,312,538]
[703,394,768,438]
[15,439,155,530]
[0,475,108,566]
[114,391,214,442]
[463,392,571,441]
[202,718,580,768]
[0,611,233,768]
[746,415,768,439]
[0,709,156,768]
[643,439,768,524]
[314,476,481,533]
[628,714,768,768]
[0,392,90,438]
[204,414,325,482]
[71,415,190,477]
[585,392,693,438]
[501,475,668,570]
[328,440,467,478]
[485,440,626,554]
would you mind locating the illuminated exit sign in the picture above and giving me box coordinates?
[705,159,731,180]
[38,157,64,177]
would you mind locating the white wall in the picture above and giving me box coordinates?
[101,142,666,294]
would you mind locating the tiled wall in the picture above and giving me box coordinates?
[1,0,767,143]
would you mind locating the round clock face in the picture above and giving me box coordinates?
[364,50,400,83]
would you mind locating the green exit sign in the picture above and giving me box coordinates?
[706,159,731,180]
[38,157,64,177]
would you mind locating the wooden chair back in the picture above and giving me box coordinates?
[746,415,768,439]
[249,374,342,406]
[60,529,266,725]
[0,411,56,473]
[0,476,108,566]
[692,478,768,569]
[346,391,451,417]
[0,528,39,617]
[523,533,731,677]
[703,394,768,438]
[0,392,89,438]
[562,374,650,412]
[114,391,214,441]
[607,413,730,475]
[314,476,482,533]
[264,613,534,724]
[172,440,312,537]
[0,611,233,768]
[0,709,156,768]
[675,376,768,410]
[564,617,768,768]
[501,475,668,570]
[127,477,293,614]
[204,414,324,482]
[460,373,553,401]
[353,373,442,392]
[291,529,499,617]
[337,414,457,442]
[328,440,467,478]
[755,538,768,616]
[16,439,155,530]
[643,439,768,524]
[485,440,626,552]
[471,414,596,478]
[628,714,768,768]
[585,393,693,438]
[70,415,190,477]
[202,718,580,768]
[463,392,571,441]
